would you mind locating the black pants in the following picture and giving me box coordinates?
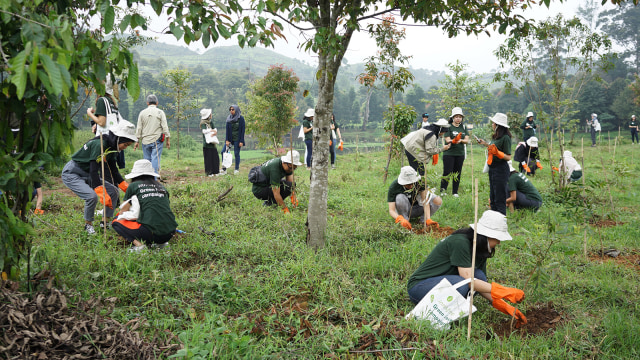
[405,150,425,176]
[203,146,219,175]
[489,162,509,215]
[631,130,638,144]
[112,222,174,245]
[513,190,542,211]
[591,128,597,145]
[441,155,465,194]
[253,180,293,205]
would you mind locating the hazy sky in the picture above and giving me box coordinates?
[141,0,614,73]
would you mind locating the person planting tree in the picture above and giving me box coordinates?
[401,118,451,176]
[388,166,442,231]
[407,210,527,327]
[506,161,543,212]
[250,150,302,213]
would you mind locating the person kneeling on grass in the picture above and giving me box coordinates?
[112,159,178,252]
[388,166,442,231]
[407,210,527,327]
[506,161,543,212]
[553,150,583,183]
[251,150,302,214]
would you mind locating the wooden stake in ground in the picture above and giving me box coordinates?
[582,138,587,259]
[467,178,479,341]
[99,133,107,241]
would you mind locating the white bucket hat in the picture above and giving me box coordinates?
[450,107,464,119]
[632,115,636,119]
[104,76,114,96]
[397,166,421,185]
[304,108,315,118]
[200,108,212,120]
[281,150,303,166]
[433,118,450,128]
[111,120,138,142]
[489,113,510,128]
[507,160,515,173]
[526,136,538,147]
[125,159,159,179]
[591,113,597,117]
[526,111,534,118]
[470,210,512,241]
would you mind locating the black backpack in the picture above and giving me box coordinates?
[248,165,267,184]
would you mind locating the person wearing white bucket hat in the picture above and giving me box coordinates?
[506,161,542,212]
[477,113,512,215]
[513,136,542,176]
[112,159,178,252]
[407,210,527,328]
[587,113,600,147]
[400,118,451,176]
[302,108,315,169]
[629,115,638,145]
[251,150,303,213]
[61,120,137,234]
[441,107,470,197]
[520,111,537,142]
[552,150,583,183]
[388,166,443,231]
[199,108,220,176]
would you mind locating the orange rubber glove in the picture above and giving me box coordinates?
[283,207,290,214]
[488,144,506,159]
[487,153,494,165]
[395,215,412,230]
[552,166,559,172]
[491,282,525,303]
[492,299,527,328]
[118,181,129,192]
[536,160,543,169]
[338,141,344,151]
[425,219,439,228]
[34,209,45,215]
[432,153,439,166]
[451,133,462,144]
[290,191,299,208]
[330,140,332,146]
[94,186,113,209]
[522,162,531,174]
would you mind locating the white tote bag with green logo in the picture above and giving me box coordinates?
[405,278,477,330]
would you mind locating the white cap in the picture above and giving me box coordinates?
[281,150,303,166]
[450,107,464,118]
[470,210,512,241]
[489,113,510,128]
[397,166,421,185]
[200,108,212,120]
[125,159,159,179]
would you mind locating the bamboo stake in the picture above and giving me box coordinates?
[99,133,106,241]
[467,178,479,341]
[582,137,587,259]
[290,130,295,210]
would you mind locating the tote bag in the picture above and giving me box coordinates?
[405,278,477,330]
[96,98,121,136]
[203,126,219,144]
[222,147,233,168]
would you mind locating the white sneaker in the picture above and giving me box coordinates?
[84,224,96,235]
[217,170,226,176]
[234,170,239,175]
[128,245,147,253]
[453,194,459,198]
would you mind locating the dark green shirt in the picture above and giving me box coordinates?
[94,96,116,118]
[407,234,487,291]
[387,179,425,203]
[489,134,511,167]
[251,157,288,195]
[71,137,123,187]
[520,119,536,139]
[231,121,240,142]
[303,119,313,141]
[630,120,638,130]
[124,181,177,236]
[443,124,468,157]
[508,172,542,203]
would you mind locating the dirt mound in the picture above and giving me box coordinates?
[490,302,565,338]
[589,249,640,271]
[0,283,178,359]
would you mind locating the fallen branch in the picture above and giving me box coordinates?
[349,347,420,354]
[216,186,234,202]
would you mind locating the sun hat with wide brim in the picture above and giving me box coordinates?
[200,108,212,119]
[111,120,138,142]
[397,166,421,185]
[281,150,303,166]
[526,136,539,147]
[470,210,512,241]
[489,113,510,128]
[125,159,159,179]
[526,111,534,118]
[433,118,450,128]
[304,108,315,117]
[450,107,464,119]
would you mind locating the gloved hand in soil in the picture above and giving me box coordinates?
[492,298,527,328]
[451,133,462,144]
[395,215,412,231]
[290,191,299,208]
[94,186,113,209]
[522,162,531,174]
[491,282,525,303]
[425,218,439,228]
[283,207,290,215]
[432,153,439,166]
[118,181,129,192]
[536,160,543,169]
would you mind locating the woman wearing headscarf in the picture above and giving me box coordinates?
[440,107,470,197]
[61,121,137,234]
[199,108,220,177]
[221,104,245,175]
[407,210,527,327]
[400,118,451,176]
[112,159,178,252]
[302,108,314,169]
[477,113,512,215]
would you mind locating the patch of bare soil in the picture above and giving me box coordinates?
[414,226,455,238]
[490,302,565,339]
[0,282,179,359]
[589,249,640,271]
[588,215,623,228]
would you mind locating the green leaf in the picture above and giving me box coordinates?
[119,14,131,32]
[217,24,231,39]
[104,6,115,33]
[9,47,29,99]
[210,26,219,42]
[28,45,39,87]
[39,53,64,96]
[150,0,163,15]
[202,29,210,48]
[126,61,140,100]
[170,23,184,40]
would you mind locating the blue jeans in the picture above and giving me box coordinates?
[221,142,241,170]
[142,140,164,174]
[304,139,313,167]
[408,269,487,304]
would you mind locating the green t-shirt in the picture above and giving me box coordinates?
[407,234,488,291]
[71,138,117,173]
[443,124,468,157]
[231,121,240,142]
[251,157,288,195]
[200,121,217,149]
[94,96,116,118]
[387,179,425,203]
[508,172,542,202]
[302,119,313,140]
[124,181,177,236]
[630,120,638,129]
[489,134,511,167]
[520,119,536,139]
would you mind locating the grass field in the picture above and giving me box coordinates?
[20,130,640,358]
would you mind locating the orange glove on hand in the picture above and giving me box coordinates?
[34,209,45,215]
[552,166,559,172]
[94,186,113,209]
[522,162,531,174]
[395,215,412,231]
[118,181,129,192]
[488,144,506,159]
[432,153,439,166]
[492,299,527,328]
[487,153,494,165]
[330,140,332,146]
[451,133,462,144]
[283,207,290,214]
[290,191,299,208]
[491,282,525,303]
[425,219,439,228]
[338,141,344,151]
[536,160,543,169]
